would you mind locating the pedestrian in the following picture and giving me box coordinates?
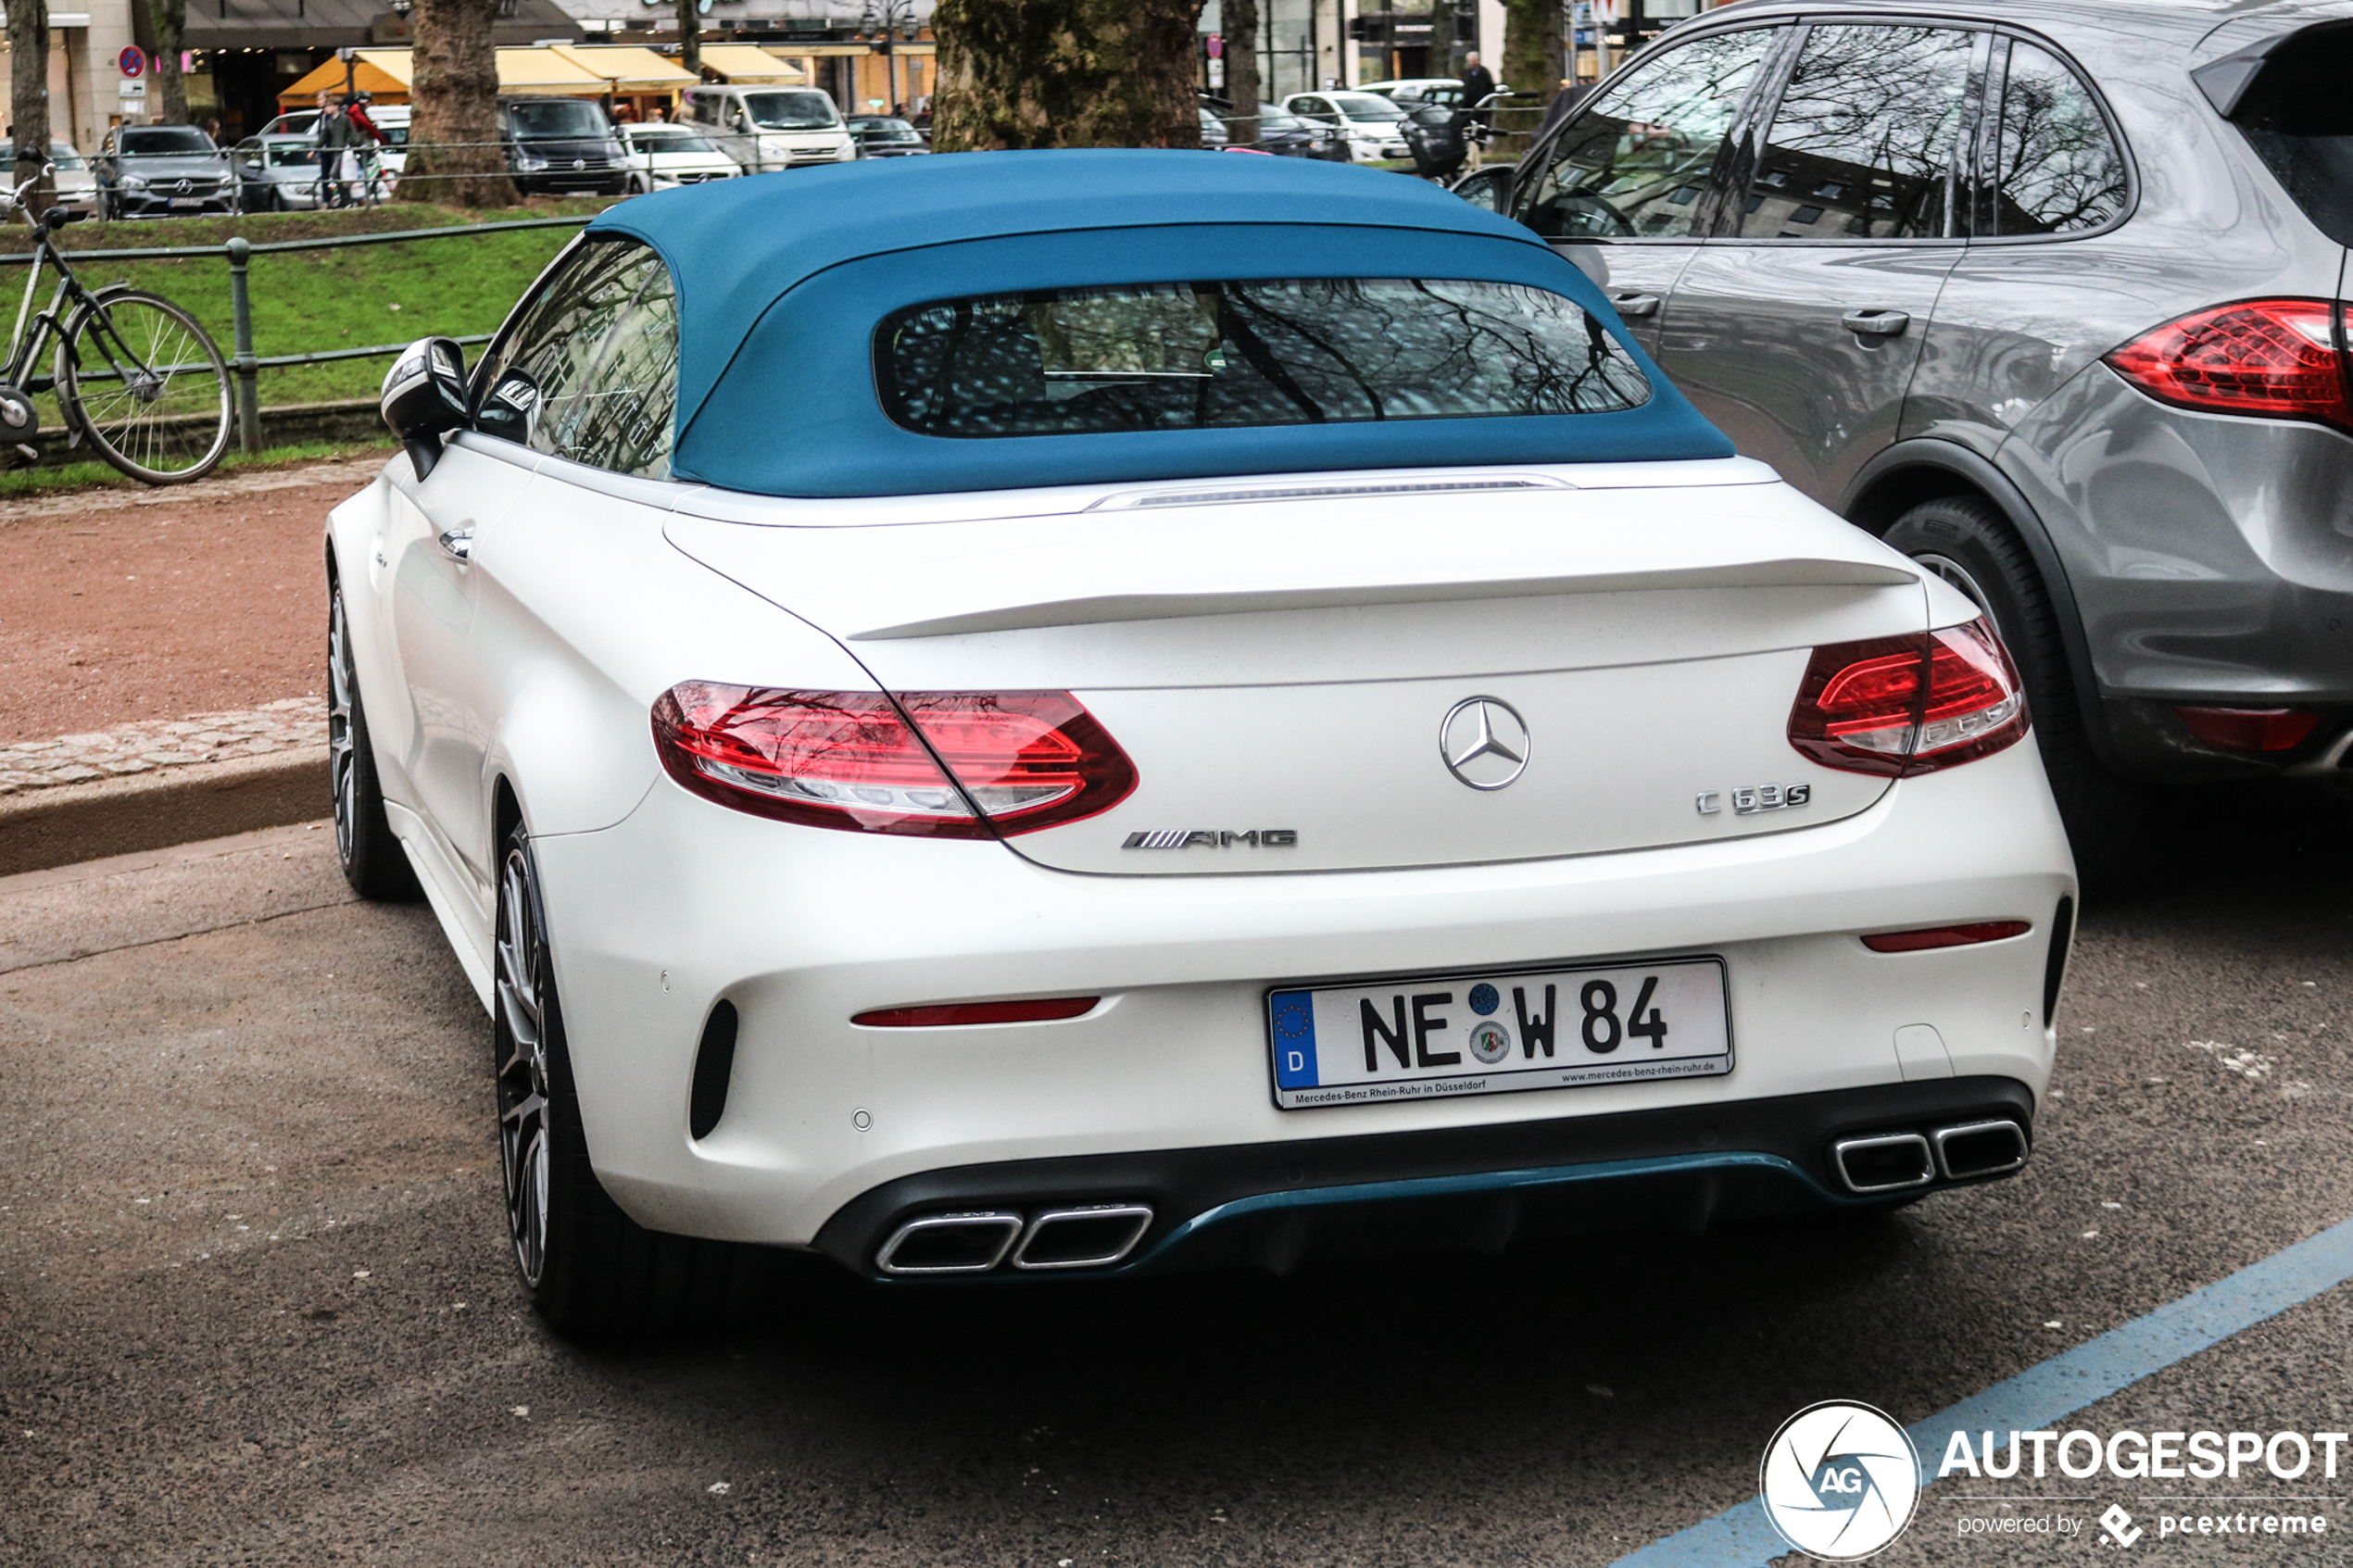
[1460,52,1497,114]
[314,91,359,208]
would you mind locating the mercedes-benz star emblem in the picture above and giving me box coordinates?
[1440,696,1530,791]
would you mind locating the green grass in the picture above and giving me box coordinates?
[0,434,396,499]
[0,199,619,411]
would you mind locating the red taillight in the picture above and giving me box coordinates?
[852,997,1100,1027]
[1789,617,2028,776]
[1861,921,2032,953]
[2105,298,2353,432]
[2175,706,2322,754]
[651,684,1136,837]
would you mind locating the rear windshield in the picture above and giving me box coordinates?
[876,278,1651,438]
[1329,94,1408,120]
[744,91,840,130]
[2225,25,2353,245]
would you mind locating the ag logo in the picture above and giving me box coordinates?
[1759,1400,1920,1561]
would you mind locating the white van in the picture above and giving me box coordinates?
[680,85,855,172]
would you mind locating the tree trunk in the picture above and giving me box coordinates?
[7,0,54,212]
[931,0,1204,153]
[148,0,188,125]
[1498,0,1564,158]
[399,0,518,207]
[1221,0,1258,147]
[674,0,700,76]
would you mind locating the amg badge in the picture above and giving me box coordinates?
[1122,829,1299,849]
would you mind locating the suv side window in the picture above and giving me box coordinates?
[472,237,680,480]
[1986,38,2128,235]
[1513,26,1777,241]
[1730,24,1977,241]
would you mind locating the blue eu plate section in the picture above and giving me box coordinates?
[1270,990,1319,1090]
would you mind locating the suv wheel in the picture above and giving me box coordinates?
[1882,495,2148,879]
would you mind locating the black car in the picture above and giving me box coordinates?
[501,96,630,196]
[1197,96,1351,161]
[95,125,234,220]
[847,116,929,157]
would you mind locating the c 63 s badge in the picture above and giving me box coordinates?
[1697,784,1812,816]
[1123,829,1298,849]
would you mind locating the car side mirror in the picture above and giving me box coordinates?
[380,336,468,479]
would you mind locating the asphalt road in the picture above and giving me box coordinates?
[1,789,2348,1566]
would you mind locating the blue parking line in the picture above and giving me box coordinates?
[1612,1212,2353,1567]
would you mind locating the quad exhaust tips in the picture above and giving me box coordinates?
[1831,1119,2028,1195]
[875,1203,1156,1276]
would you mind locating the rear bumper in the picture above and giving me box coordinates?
[531,734,2074,1252]
[813,1074,2035,1280]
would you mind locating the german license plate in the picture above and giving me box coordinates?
[1268,957,1731,1110]
[170,197,207,207]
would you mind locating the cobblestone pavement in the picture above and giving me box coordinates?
[0,696,324,795]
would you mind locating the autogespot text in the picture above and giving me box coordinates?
[1936,1428,2351,1480]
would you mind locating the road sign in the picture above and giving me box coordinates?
[118,45,145,77]
[1205,33,1223,58]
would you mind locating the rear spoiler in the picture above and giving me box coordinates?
[2193,17,2353,118]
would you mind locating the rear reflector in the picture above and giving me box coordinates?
[2175,706,2322,753]
[852,997,1101,1028]
[652,684,1136,837]
[2106,298,2353,432]
[1788,617,2028,776]
[1861,921,2032,953]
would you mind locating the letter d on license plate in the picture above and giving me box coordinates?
[1267,957,1731,1110]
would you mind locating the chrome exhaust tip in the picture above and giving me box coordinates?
[875,1210,1024,1275]
[1830,1132,1935,1195]
[1010,1203,1155,1271]
[1932,1119,2029,1180]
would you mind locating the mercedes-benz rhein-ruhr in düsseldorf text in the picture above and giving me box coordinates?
[341,153,2076,1336]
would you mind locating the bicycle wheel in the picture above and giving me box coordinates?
[57,289,233,484]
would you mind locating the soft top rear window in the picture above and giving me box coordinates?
[876,278,1651,439]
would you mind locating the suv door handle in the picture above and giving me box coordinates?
[1612,292,1663,319]
[1840,308,1911,337]
[436,528,473,563]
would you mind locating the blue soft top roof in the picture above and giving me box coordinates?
[585,149,1731,496]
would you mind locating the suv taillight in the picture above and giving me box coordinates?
[651,684,1137,837]
[2105,298,2353,432]
[1788,618,2028,777]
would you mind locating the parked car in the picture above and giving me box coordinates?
[1282,90,1415,163]
[680,83,856,172]
[94,125,234,220]
[368,103,410,182]
[0,140,99,220]
[846,115,929,157]
[501,95,630,197]
[232,133,326,211]
[621,122,741,192]
[1487,0,2353,870]
[1201,96,1352,160]
[1360,77,1469,107]
[350,151,2070,1336]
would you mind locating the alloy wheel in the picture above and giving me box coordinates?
[327,591,358,869]
[495,843,554,1286]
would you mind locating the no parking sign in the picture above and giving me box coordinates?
[118,45,145,77]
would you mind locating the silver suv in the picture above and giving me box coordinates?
[1497,0,2353,868]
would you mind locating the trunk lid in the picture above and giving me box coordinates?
[665,472,1931,874]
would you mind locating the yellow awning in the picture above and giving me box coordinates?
[696,44,811,83]
[277,50,415,107]
[551,44,698,94]
[492,45,613,95]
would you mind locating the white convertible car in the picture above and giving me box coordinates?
[337,152,2075,1336]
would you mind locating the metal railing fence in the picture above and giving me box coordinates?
[0,214,592,454]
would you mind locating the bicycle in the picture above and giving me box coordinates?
[0,166,233,483]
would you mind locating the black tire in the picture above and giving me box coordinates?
[328,579,420,901]
[57,288,232,484]
[495,821,765,1338]
[1881,495,2149,878]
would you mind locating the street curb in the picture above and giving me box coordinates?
[0,746,331,878]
